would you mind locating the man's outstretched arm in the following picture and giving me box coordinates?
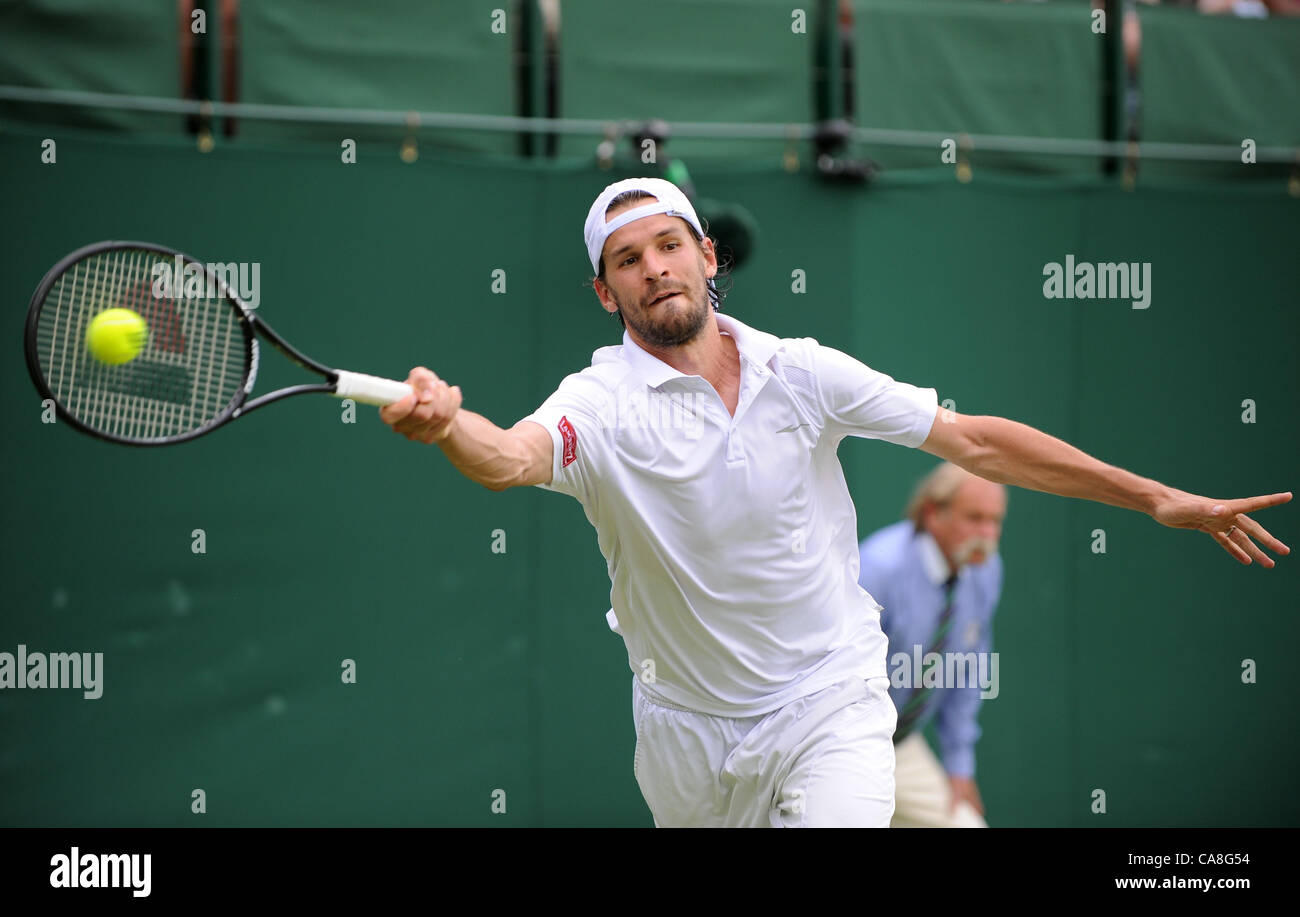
[919,408,1291,567]
[379,366,552,491]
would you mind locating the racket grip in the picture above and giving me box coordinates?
[333,370,415,406]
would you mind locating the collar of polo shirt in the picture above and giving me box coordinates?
[611,313,782,389]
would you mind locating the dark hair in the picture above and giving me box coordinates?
[592,190,732,328]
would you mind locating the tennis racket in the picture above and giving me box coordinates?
[24,240,414,446]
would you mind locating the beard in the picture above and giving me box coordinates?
[614,278,711,348]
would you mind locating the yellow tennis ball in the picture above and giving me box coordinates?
[85,308,148,365]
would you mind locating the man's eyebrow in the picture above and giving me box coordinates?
[608,227,685,259]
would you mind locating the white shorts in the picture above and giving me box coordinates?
[631,675,897,827]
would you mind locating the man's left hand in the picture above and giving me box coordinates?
[948,776,984,816]
[1151,490,1291,567]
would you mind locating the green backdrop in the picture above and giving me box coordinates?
[4,1,1298,169]
[0,124,1294,827]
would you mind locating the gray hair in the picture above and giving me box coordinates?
[904,462,1004,531]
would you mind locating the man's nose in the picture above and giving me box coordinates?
[641,250,669,278]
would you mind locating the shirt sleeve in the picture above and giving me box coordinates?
[518,370,611,508]
[933,557,1002,778]
[810,343,939,448]
[932,652,985,779]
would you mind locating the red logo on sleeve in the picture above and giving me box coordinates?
[558,416,578,468]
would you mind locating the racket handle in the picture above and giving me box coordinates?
[333,370,415,406]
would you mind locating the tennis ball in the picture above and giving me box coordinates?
[85,308,148,365]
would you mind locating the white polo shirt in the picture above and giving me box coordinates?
[521,312,939,717]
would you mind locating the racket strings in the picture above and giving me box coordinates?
[34,248,250,441]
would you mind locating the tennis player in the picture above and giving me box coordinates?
[380,177,1290,827]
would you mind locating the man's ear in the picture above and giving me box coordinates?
[700,237,718,279]
[592,277,618,315]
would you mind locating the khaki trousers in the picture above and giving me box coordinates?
[890,732,988,828]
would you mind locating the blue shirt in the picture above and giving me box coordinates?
[857,519,1003,777]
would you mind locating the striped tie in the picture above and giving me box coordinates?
[893,571,959,744]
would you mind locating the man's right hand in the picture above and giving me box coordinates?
[379,366,463,444]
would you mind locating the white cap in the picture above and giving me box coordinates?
[583,177,704,274]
